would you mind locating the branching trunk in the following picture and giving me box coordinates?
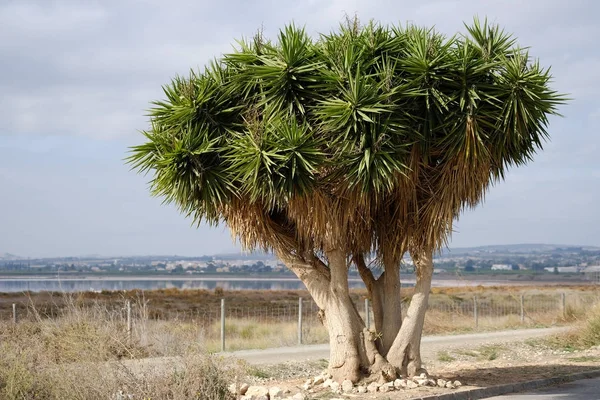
[386,248,433,377]
[354,254,402,356]
[380,260,401,356]
[355,255,384,335]
[281,249,396,383]
[324,249,365,382]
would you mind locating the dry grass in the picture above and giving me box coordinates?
[544,303,600,351]
[0,297,237,400]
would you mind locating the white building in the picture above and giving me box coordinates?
[491,264,513,271]
[584,266,600,283]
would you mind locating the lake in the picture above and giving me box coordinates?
[0,276,371,293]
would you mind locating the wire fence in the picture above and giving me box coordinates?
[5,290,600,352]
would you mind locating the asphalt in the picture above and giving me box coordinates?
[222,326,569,365]
[486,376,600,400]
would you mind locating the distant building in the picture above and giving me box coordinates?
[543,266,581,273]
[491,264,513,271]
[584,266,600,283]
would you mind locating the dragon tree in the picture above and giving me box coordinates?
[128,18,565,382]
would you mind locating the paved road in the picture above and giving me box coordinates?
[123,326,568,374]
[487,377,600,399]
[223,327,569,365]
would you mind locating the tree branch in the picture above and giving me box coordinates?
[353,253,375,291]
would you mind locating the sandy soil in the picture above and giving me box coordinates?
[238,327,600,399]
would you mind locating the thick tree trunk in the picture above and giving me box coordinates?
[323,250,367,382]
[354,255,402,356]
[280,249,396,382]
[380,261,402,356]
[385,249,433,377]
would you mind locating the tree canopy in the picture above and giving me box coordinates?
[128,19,564,265]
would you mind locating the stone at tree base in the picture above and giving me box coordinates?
[269,386,283,399]
[437,379,447,388]
[341,379,354,393]
[454,380,463,387]
[228,383,236,394]
[416,378,429,386]
[322,378,333,388]
[406,380,419,389]
[357,385,367,393]
[292,393,307,400]
[239,383,250,395]
[313,376,324,385]
[241,396,267,400]
[379,384,390,393]
[445,382,456,389]
[245,386,269,397]
[395,379,407,388]
[329,381,340,393]
[367,382,379,393]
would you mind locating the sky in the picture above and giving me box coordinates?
[0,0,598,258]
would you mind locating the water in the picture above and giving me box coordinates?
[0,277,369,293]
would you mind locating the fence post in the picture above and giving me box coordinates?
[473,296,479,329]
[298,297,303,345]
[561,292,566,319]
[126,300,132,342]
[12,303,17,324]
[364,298,370,330]
[220,298,226,352]
[520,295,525,324]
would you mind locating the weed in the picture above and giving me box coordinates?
[567,355,600,362]
[437,351,456,362]
[479,345,503,361]
[247,367,270,379]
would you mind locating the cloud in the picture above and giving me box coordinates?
[2,0,597,140]
[0,0,599,256]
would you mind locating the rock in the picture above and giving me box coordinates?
[380,384,390,393]
[292,393,307,400]
[437,379,447,388]
[416,379,429,386]
[302,383,311,391]
[228,383,236,394]
[419,372,428,379]
[322,378,333,388]
[428,379,437,387]
[367,382,379,393]
[313,376,324,385]
[406,380,418,389]
[357,385,367,393]
[330,381,340,393]
[245,386,269,397]
[240,383,250,395]
[445,382,456,389]
[454,380,462,387]
[269,386,283,399]
[393,379,405,389]
[341,379,354,393]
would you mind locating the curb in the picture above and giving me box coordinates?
[414,369,600,400]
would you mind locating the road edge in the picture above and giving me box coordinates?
[414,369,600,400]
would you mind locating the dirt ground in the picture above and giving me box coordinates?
[242,335,600,399]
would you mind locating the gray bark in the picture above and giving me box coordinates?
[385,249,433,377]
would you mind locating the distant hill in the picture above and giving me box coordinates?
[441,244,600,256]
[0,253,21,261]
